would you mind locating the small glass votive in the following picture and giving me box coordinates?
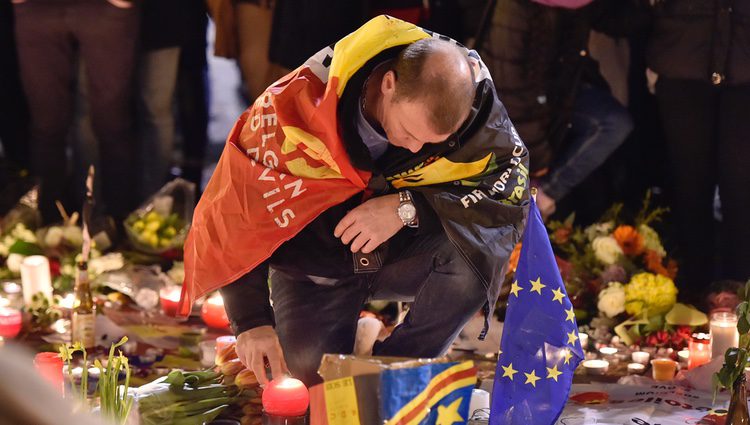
[710,311,739,360]
[582,359,609,375]
[599,347,618,357]
[627,363,646,375]
[200,340,217,367]
[688,333,711,369]
[677,349,689,364]
[579,333,589,350]
[631,351,650,365]
[651,358,678,381]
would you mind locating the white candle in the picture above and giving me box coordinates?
[599,347,618,357]
[579,333,589,350]
[627,363,646,374]
[582,359,609,375]
[710,312,739,359]
[20,256,53,305]
[632,351,650,365]
[677,349,689,362]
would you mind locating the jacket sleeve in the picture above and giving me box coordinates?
[219,261,275,335]
[589,0,652,37]
[481,0,554,174]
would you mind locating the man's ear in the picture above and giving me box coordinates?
[381,70,397,96]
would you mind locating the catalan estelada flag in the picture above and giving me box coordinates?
[489,197,583,424]
[380,361,477,425]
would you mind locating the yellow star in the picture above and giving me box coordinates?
[565,307,576,323]
[529,277,546,294]
[567,330,579,346]
[546,364,563,382]
[551,287,565,304]
[563,349,573,365]
[501,363,518,380]
[509,280,523,297]
[435,397,464,425]
[524,369,541,387]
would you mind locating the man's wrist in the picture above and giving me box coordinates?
[397,190,419,228]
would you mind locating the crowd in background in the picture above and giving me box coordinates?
[0,0,747,299]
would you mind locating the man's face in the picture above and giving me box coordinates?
[378,70,454,153]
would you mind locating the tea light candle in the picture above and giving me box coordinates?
[201,293,230,329]
[631,351,650,365]
[688,333,711,369]
[582,359,609,375]
[677,350,689,363]
[20,256,53,305]
[651,358,678,381]
[199,340,217,367]
[34,352,64,394]
[710,312,739,359]
[579,333,589,350]
[599,347,618,357]
[0,307,22,339]
[627,363,646,374]
[216,335,236,352]
[160,286,182,317]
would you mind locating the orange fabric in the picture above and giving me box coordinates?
[178,67,370,315]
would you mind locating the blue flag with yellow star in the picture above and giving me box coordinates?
[380,360,477,425]
[489,197,583,425]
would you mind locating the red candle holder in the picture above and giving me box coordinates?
[34,352,64,395]
[688,333,711,369]
[160,286,182,317]
[201,293,230,329]
[262,376,309,424]
[0,307,22,339]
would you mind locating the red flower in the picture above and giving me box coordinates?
[49,258,61,277]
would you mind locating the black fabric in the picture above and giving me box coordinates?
[482,0,649,173]
[0,0,29,169]
[647,0,750,85]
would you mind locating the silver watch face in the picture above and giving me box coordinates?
[398,203,417,222]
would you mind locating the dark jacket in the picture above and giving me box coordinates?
[221,41,529,338]
[647,0,750,86]
[482,0,649,173]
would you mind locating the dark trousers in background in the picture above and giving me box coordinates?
[270,231,487,386]
[656,78,750,295]
[13,0,139,223]
[0,0,28,169]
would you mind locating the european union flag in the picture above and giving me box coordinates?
[489,196,583,424]
[380,361,477,425]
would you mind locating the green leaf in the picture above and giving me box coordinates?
[8,240,43,256]
[739,314,750,335]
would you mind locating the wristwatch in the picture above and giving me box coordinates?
[397,190,418,228]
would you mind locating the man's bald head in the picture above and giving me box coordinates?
[392,38,476,134]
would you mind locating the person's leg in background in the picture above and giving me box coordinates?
[236,0,276,101]
[14,1,76,223]
[138,46,181,198]
[0,0,29,170]
[540,84,633,206]
[74,1,139,221]
[717,83,750,282]
[177,0,209,192]
[655,77,718,299]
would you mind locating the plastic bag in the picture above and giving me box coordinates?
[124,179,195,255]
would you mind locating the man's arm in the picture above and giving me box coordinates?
[219,261,275,335]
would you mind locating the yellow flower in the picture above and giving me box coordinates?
[624,272,677,316]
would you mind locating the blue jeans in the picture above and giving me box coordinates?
[269,231,487,386]
[541,84,633,201]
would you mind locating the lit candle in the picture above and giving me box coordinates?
[710,311,739,359]
[627,363,646,374]
[58,293,75,310]
[262,376,310,421]
[20,256,53,305]
[631,351,650,365]
[0,307,22,339]
[201,293,230,329]
[199,340,217,368]
[160,286,182,317]
[677,350,689,363]
[599,347,618,357]
[216,335,236,353]
[651,358,678,382]
[582,359,609,375]
[688,333,711,369]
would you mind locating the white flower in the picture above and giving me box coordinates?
[6,253,24,273]
[592,236,623,265]
[638,224,666,257]
[88,253,124,276]
[44,226,64,247]
[11,224,37,243]
[0,241,7,257]
[598,282,626,318]
[585,221,614,242]
[62,226,83,246]
[167,261,185,285]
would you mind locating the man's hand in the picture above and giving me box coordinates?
[235,325,289,385]
[334,194,404,253]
